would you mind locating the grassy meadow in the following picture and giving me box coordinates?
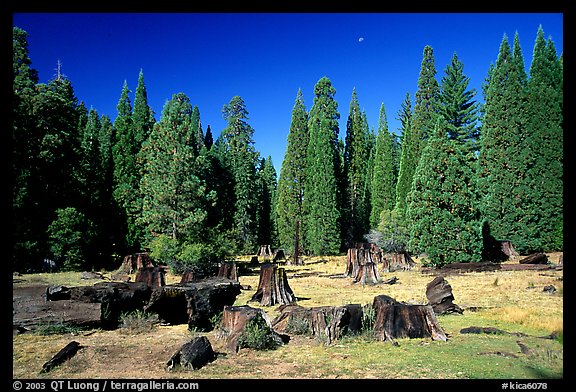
[12,254,563,380]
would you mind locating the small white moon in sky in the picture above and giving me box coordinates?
[358,37,364,42]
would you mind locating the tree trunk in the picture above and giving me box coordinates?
[425,276,463,315]
[250,263,296,306]
[273,249,287,262]
[41,341,82,374]
[519,253,549,264]
[353,260,380,284]
[500,240,519,258]
[382,252,416,272]
[372,295,447,344]
[118,252,154,274]
[257,245,273,259]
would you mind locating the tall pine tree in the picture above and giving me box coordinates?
[524,26,563,251]
[478,34,531,254]
[406,118,482,267]
[303,77,341,255]
[276,89,309,260]
[370,103,396,228]
[222,96,259,254]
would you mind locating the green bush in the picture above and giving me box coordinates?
[237,316,280,351]
[47,207,95,271]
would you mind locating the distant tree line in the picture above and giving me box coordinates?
[12,25,562,272]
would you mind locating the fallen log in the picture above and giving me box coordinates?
[372,295,447,344]
[250,263,296,306]
[519,253,549,265]
[40,341,82,374]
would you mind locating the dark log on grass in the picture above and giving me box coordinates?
[372,295,447,344]
[135,266,165,289]
[217,305,285,353]
[250,263,296,306]
[145,277,242,331]
[166,336,216,370]
[217,262,238,281]
[425,276,463,315]
[271,304,358,344]
[519,253,549,265]
[40,341,82,374]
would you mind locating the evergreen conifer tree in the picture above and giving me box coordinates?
[406,118,482,267]
[370,103,396,228]
[222,96,259,253]
[276,89,309,257]
[303,77,341,255]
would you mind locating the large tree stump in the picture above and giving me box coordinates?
[118,252,154,274]
[40,341,82,374]
[372,295,447,344]
[500,240,519,258]
[353,261,380,284]
[425,276,463,315]
[519,253,549,264]
[271,304,359,344]
[217,262,238,281]
[135,266,165,289]
[272,249,287,262]
[250,263,296,306]
[382,252,416,272]
[257,245,273,259]
[145,277,242,331]
[217,305,284,353]
[166,336,216,370]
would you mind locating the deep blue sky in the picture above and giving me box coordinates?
[12,13,564,173]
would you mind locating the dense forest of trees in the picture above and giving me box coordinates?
[11,25,562,273]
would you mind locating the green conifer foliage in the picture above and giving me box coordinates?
[406,119,482,267]
[477,34,531,253]
[276,89,309,255]
[343,88,370,246]
[439,53,479,154]
[139,93,212,244]
[524,27,563,251]
[222,96,260,253]
[370,103,396,228]
[303,77,341,255]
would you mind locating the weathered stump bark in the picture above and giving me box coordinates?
[118,252,154,274]
[500,240,519,258]
[166,336,216,370]
[257,245,273,259]
[353,261,380,284]
[217,262,238,281]
[273,249,287,262]
[180,269,196,284]
[271,304,359,344]
[135,266,165,289]
[372,295,447,344]
[519,253,549,264]
[217,305,284,353]
[144,277,242,331]
[40,341,82,374]
[382,252,416,272]
[425,276,463,315]
[250,263,296,306]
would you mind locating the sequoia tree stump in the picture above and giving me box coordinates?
[217,262,238,281]
[135,266,165,289]
[425,276,463,315]
[382,252,416,272]
[353,261,380,285]
[250,263,296,306]
[118,252,154,274]
[217,305,284,353]
[257,245,273,259]
[271,304,360,344]
[372,295,447,344]
[500,240,519,258]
